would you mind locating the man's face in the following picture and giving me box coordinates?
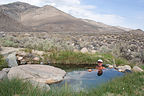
[98,62,103,66]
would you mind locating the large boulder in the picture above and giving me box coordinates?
[6,53,18,67]
[0,71,7,80]
[133,66,143,72]
[8,65,66,84]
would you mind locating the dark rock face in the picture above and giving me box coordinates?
[0,1,39,21]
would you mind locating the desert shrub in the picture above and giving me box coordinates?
[0,36,19,47]
[1,40,18,47]
[22,38,73,52]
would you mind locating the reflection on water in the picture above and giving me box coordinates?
[51,68,124,91]
[97,70,103,76]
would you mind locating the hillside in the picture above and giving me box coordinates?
[0,12,33,32]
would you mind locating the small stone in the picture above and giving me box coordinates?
[117,65,131,72]
[21,60,27,65]
[73,49,79,52]
[33,57,40,61]
[133,66,143,72]
[24,33,31,36]
[91,50,96,54]
[40,62,44,65]
[108,65,113,68]
[124,65,131,70]
[80,47,88,53]
[17,56,23,61]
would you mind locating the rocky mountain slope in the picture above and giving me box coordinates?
[0,12,33,32]
[20,5,100,32]
[0,2,38,21]
[0,2,143,33]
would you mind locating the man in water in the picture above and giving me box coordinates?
[88,59,105,75]
[96,59,105,70]
[96,59,105,76]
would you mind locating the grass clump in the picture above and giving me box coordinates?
[0,54,8,70]
[0,78,41,96]
[49,51,99,64]
[49,51,131,66]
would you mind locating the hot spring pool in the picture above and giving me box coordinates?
[50,68,124,91]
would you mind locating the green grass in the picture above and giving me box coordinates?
[49,51,131,66]
[0,72,144,96]
[0,54,8,70]
[49,51,98,64]
[0,78,40,96]
[140,65,144,70]
[88,72,144,96]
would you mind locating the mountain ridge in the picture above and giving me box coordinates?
[0,2,143,33]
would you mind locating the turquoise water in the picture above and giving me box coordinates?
[51,68,124,91]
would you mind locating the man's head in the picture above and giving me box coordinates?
[97,59,103,66]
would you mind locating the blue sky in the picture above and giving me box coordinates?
[81,0,144,30]
[0,0,144,30]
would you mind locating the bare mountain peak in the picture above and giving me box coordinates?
[41,5,65,13]
[0,1,39,21]
[0,1,39,12]
[4,1,37,7]
[43,5,54,8]
[9,1,29,4]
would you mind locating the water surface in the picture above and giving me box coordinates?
[51,68,124,91]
